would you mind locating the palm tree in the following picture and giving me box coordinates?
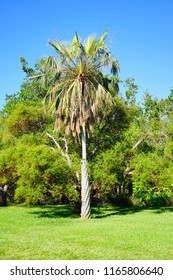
[42,30,119,218]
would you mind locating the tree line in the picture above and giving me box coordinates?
[0,31,173,217]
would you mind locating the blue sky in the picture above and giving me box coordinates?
[0,0,173,108]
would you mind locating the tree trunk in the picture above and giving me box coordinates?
[1,185,8,206]
[81,125,90,218]
[118,184,123,195]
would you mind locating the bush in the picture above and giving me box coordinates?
[14,144,79,205]
[91,144,132,204]
[132,153,173,206]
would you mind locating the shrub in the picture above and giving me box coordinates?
[14,144,79,205]
[132,153,173,206]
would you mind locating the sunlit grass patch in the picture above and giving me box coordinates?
[0,205,173,259]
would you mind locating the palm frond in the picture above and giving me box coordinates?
[48,40,77,68]
[96,29,109,50]
[85,35,97,56]
[71,32,80,49]
[111,59,120,75]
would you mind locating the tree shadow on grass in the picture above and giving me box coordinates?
[148,206,173,214]
[28,205,173,219]
[28,205,80,219]
[28,205,143,219]
[91,206,143,218]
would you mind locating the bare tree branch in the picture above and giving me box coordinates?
[44,131,72,166]
[132,135,147,150]
[123,135,148,179]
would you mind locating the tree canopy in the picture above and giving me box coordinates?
[0,31,173,211]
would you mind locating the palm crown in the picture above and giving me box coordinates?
[43,30,119,137]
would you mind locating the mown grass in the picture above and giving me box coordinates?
[0,205,173,260]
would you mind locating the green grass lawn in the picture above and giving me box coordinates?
[0,205,173,260]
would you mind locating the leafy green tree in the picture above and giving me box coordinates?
[0,146,17,205]
[132,153,173,206]
[127,91,173,206]
[0,109,79,206]
[87,96,132,158]
[88,79,140,204]
[14,143,78,205]
[0,78,79,206]
[40,30,119,218]
[2,103,49,137]
[91,143,130,201]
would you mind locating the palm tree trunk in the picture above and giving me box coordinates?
[81,125,90,218]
